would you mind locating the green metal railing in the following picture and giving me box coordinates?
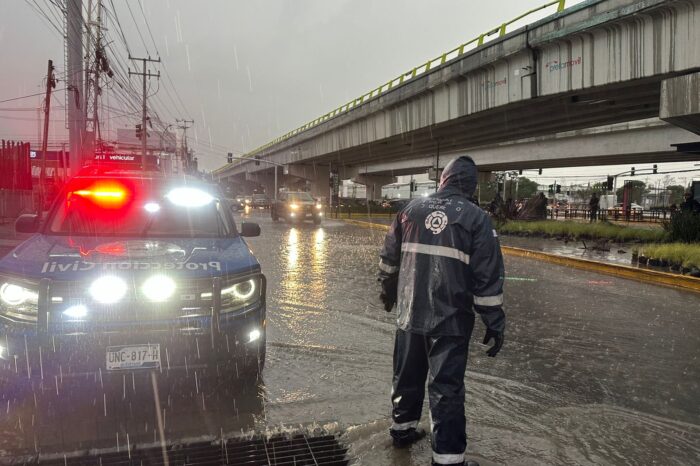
[241,0,566,160]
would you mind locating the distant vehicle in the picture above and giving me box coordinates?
[382,199,410,211]
[0,164,267,384]
[271,191,323,224]
[612,202,644,212]
[252,194,270,208]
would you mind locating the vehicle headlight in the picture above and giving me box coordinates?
[89,276,128,304]
[315,204,322,209]
[289,203,299,210]
[0,282,38,322]
[142,275,176,302]
[200,277,261,312]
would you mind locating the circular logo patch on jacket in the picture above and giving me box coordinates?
[425,211,448,234]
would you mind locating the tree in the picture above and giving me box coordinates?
[616,180,647,204]
[667,185,686,206]
[515,177,539,199]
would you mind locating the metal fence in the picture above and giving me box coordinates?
[0,140,34,218]
[559,208,672,223]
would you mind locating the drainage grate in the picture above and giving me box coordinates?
[19,434,349,466]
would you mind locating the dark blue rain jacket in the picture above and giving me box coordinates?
[379,156,506,336]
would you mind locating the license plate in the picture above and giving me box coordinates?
[106,344,161,371]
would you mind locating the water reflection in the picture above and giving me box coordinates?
[287,228,299,269]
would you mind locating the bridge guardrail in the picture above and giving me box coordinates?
[232,0,566,164]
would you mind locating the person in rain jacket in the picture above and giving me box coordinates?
[378,155,505,466]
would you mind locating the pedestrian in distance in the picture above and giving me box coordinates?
[378,156,506,466]
[680,190,700,214]
[589,192,600,222]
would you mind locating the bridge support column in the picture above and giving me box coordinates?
[285,165,331,199]
[661,72,700,135]
[352,174,396,201]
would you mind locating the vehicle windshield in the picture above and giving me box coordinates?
[47,177,234,238]
[286,192,314,202]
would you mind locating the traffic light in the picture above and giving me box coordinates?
[548,184,554,194]
[538,168,542,175]
[519,169,523,175]
[653,164,658,174]
[630,166,635,176]
[606,176,614,191]
[556,184,561,194]
[255,155,261,166]
[135,124,142,141]
[409,180,417,192]
[227,152,233,164]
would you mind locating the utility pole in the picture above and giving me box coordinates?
[176,118,194,172]
[66,0,84,177]
[85,0,106,145]
[40,60,56,217]
[129,56,160,160]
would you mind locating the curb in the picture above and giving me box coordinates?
[342,219,700,294]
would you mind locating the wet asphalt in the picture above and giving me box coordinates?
[1,210,699,465]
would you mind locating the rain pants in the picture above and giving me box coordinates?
[379,156,506,465]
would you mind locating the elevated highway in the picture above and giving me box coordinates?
[214,0,700,196]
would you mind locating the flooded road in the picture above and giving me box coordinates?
[1,211,699,464]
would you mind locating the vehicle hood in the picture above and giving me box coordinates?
[0,234,261,281]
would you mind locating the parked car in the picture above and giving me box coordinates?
[252,193,270,208]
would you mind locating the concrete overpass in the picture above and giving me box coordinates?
[214,0,700,198]
[355,118,699,176]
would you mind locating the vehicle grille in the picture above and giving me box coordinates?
[20,434,349,465]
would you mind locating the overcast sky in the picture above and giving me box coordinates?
[1,0,697,186]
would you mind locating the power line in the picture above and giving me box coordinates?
[0,88,66,104]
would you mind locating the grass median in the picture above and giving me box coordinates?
[636,243,700,270]
[497,220,667,243]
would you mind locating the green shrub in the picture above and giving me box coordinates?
[663,212,700,243]
[498,220,667,243]
[639,243,700,269]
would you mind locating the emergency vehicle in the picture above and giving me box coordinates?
[0,162,266,384]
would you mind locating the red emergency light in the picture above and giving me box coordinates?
[66,180,132,209]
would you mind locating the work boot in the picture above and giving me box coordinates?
[390,427,427,447]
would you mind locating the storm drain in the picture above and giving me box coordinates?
[21,434,349,466]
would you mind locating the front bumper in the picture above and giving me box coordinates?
[0,275,266,381]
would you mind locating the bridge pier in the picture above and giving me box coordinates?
[351,174,396,201]
[285,165,331,199]
[661,72,700,135]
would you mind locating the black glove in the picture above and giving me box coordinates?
[379,275,398,312]
[482,329,504,357]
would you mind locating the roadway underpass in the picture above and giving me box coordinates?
[2,212,697,465]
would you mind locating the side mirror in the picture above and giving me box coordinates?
[240,222,260,237]
[15,214,40,234]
